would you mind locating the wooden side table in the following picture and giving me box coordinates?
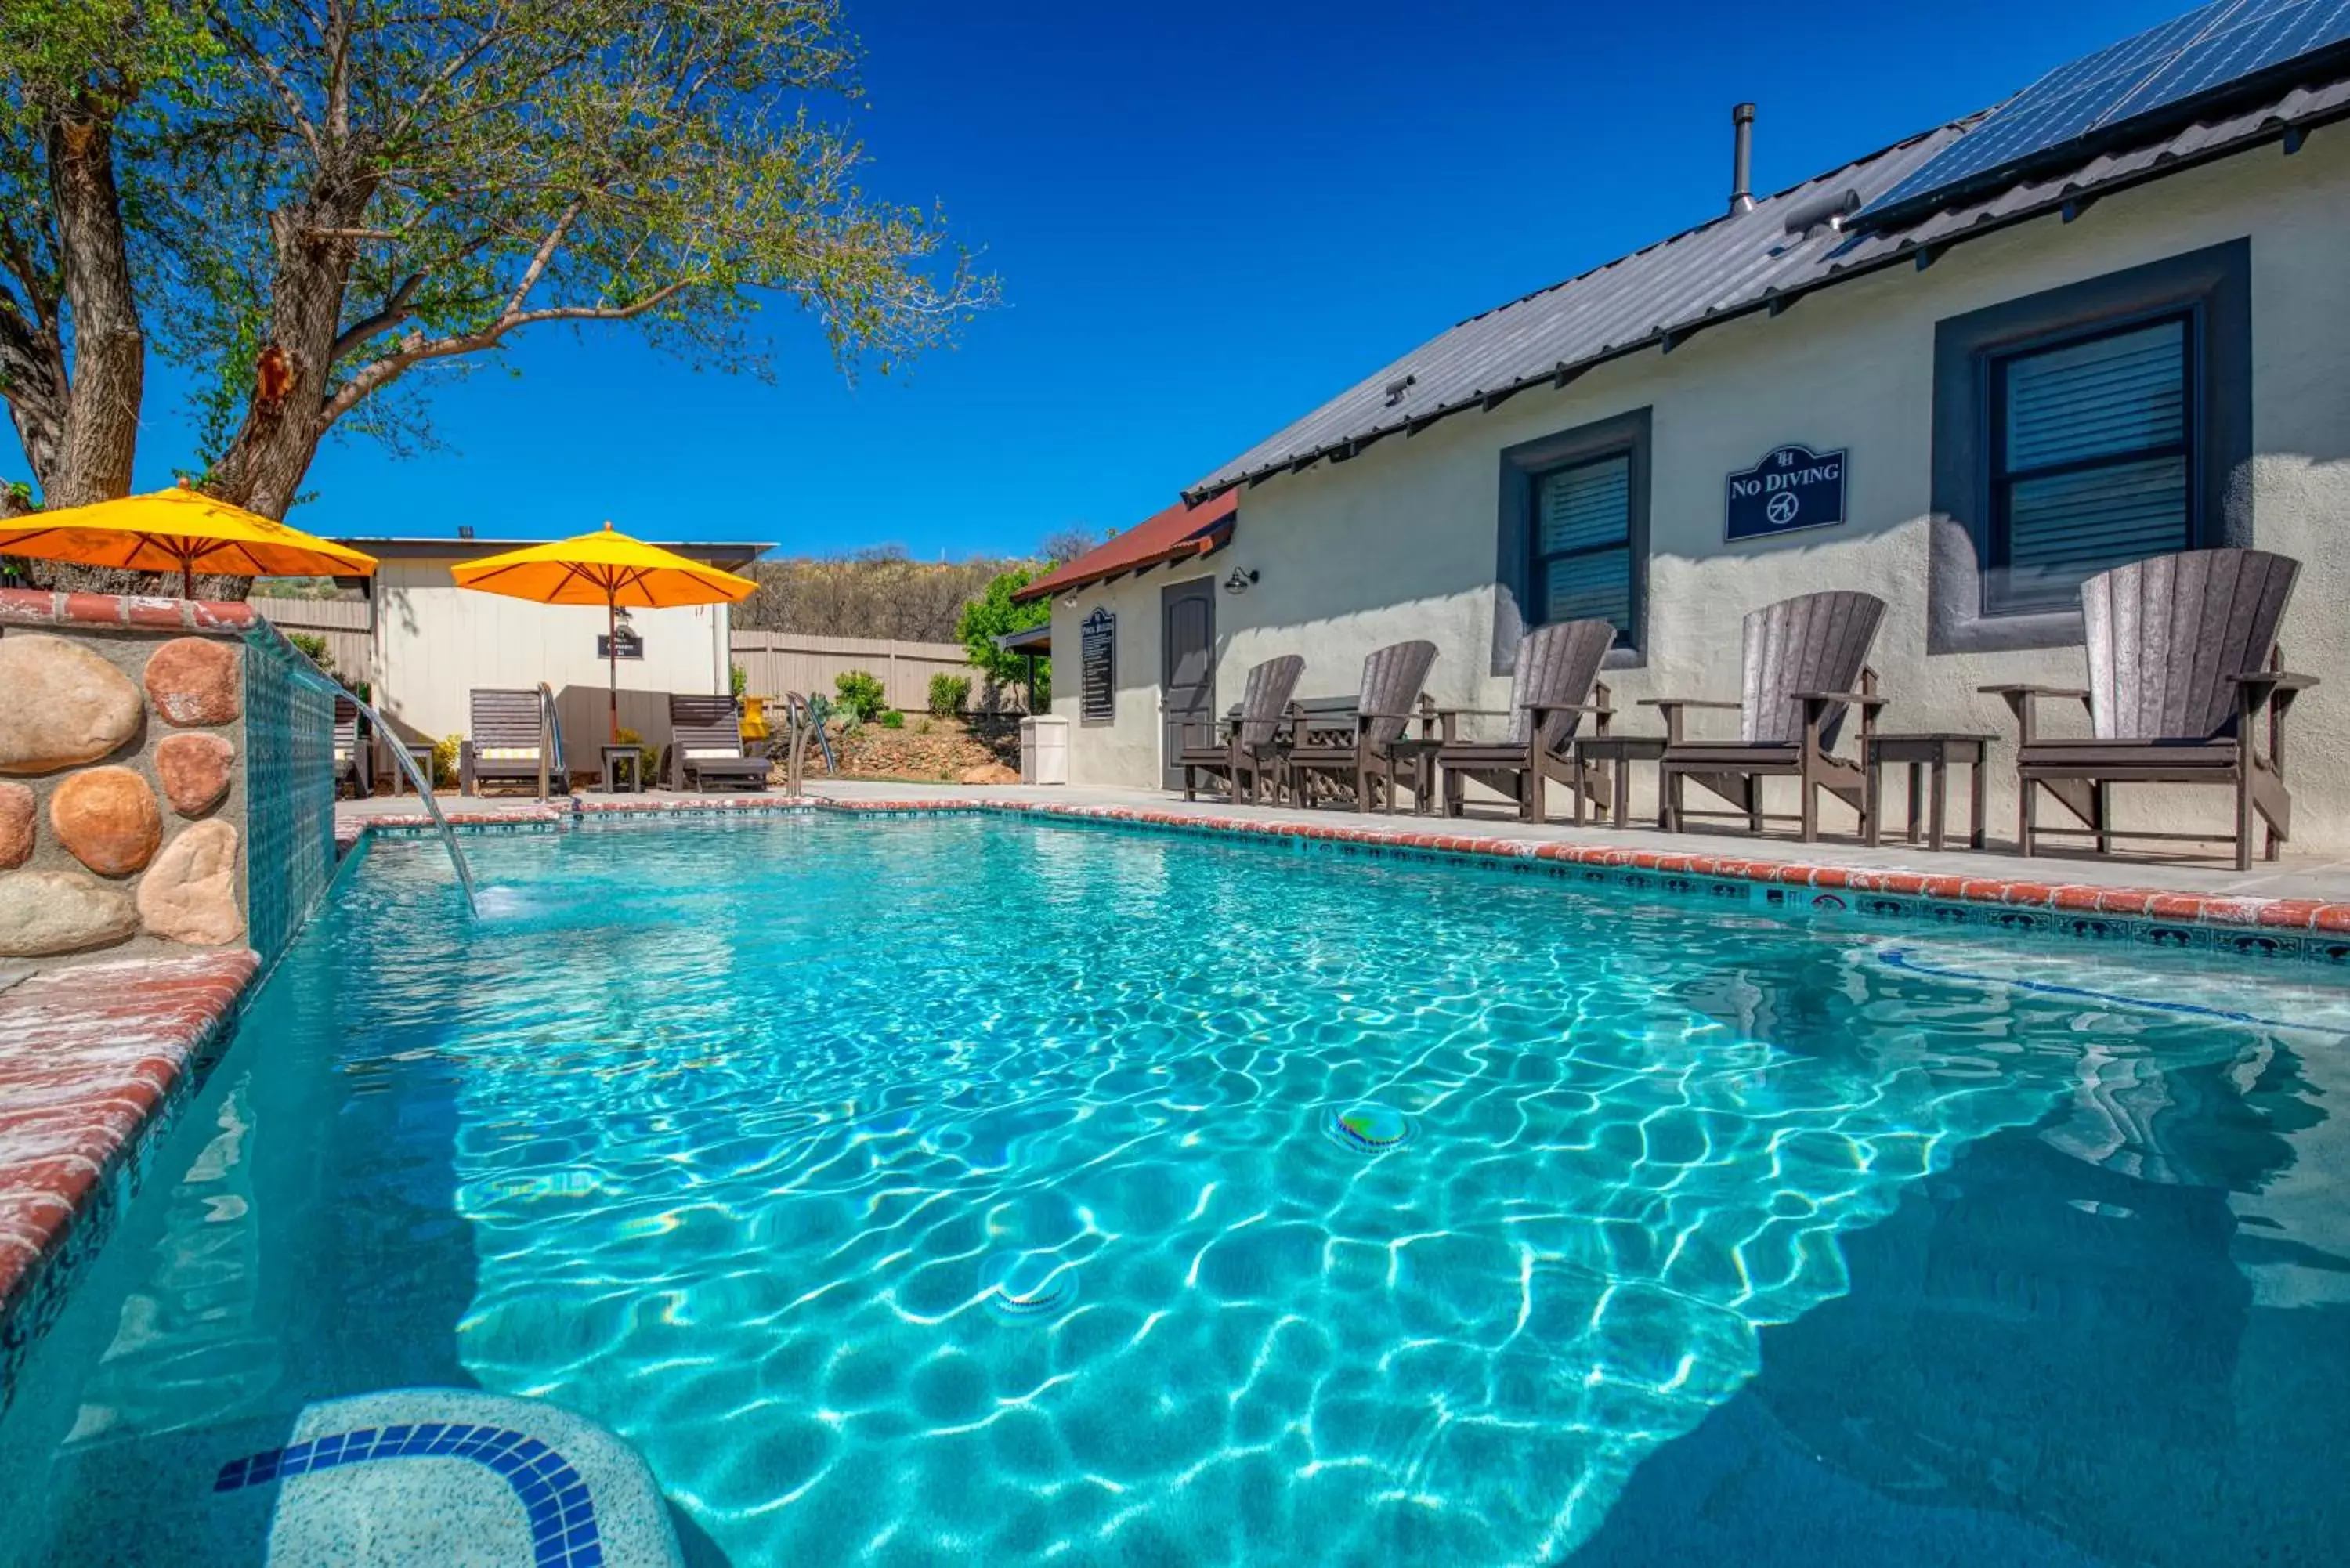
[400,742,436,796]
[1864,732,1992,851]
[1569,735,1668,828]
[601,743,645,794]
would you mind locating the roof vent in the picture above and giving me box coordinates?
[1729,103,1757,215]
[1781,186,1860,237]
[1383,373,1416,406]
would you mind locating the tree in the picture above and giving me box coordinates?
[0,0,995,521]
[1038,526,1097,567]
[955,564,1048,705]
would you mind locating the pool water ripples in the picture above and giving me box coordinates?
[3,814,2340,1566]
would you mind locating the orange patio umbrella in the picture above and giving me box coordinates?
[0,482,378,597]
[449,522,757,741]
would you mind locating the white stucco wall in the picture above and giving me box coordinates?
[371,558,732,757]
[1049,563,1220,787]
[1076,128,2350,850]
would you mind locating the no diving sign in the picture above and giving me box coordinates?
[1726,444,1846,541]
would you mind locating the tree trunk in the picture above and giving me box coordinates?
[42,105,143,508]
[205,186,373,520]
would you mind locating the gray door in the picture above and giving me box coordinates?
[1161,580,1215,790]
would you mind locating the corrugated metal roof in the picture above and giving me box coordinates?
[1186,69,2350,503]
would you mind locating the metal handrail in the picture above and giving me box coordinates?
[536,681,566,799]
[349,692,479,916]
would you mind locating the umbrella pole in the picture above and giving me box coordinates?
[608,594,620,744]
[181,547,195,602]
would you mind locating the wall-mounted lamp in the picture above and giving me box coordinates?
[1223,566,1259,596]
[613,607,636,637]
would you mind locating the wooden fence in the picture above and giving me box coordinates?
[730,630,1007,712]
[254,597,374,688]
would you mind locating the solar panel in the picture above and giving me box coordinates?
[1864,0,2350,220]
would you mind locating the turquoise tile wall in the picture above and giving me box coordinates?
[241,629,339,966]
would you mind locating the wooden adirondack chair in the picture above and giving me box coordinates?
[1983,548,2313,870]
[1436,619,1618,823]
[1180,655,1305,804]
[1647,591,1889,842]
[1285,641,1440,812]
[459,688,550,797]
[668,694,771,792]
[331,694,372,800]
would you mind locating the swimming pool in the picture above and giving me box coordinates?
[3,811,2347,1565]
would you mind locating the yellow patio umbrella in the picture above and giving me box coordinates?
[0,481,378,597]
[450,521,757,741]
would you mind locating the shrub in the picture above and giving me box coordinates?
[614,725,661,777]
[286,630,334,673]
[432,734,461,789]
[834,668,888,722]
[878,709,905,729]
[728,661,748,699]
[955,567,1050,704]
[927,671,971,716]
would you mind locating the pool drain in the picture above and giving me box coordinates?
[1322,1103,1418,1154]
[978,1249,1079,1321]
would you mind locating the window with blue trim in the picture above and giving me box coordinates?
[1986,311,2197,614]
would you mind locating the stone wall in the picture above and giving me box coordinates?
[0,591,332,970]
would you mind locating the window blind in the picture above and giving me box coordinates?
[1535,455,1632,632]
[1995,317,2190,609]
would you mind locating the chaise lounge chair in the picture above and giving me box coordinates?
[1181,655,1305,804]
[1284,641,1439,813]
[1436,619,1617,823]
[1983,547,2313,870]
[667,694,771,793]
[332,694,373,800]
[1646,591,1889,842]
[459,688,555,797]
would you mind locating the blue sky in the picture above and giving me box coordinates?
[128,0,2193,558]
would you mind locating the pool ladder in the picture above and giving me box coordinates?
[348,692,479,916]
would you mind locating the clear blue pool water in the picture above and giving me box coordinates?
[4,814,2348,1566]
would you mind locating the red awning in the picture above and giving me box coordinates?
[1013,490,1237,602]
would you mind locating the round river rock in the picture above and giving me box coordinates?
[0,634,144,774]
[0,782,34,868]
[139,819,244,945]
[50,766,164,875]
[154,732,235,817]
[0,869,140,956]
[143,638,241,726]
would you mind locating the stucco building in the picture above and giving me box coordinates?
[1036,16,2350,852]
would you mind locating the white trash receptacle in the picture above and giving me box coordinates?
[1020,714,1071,786]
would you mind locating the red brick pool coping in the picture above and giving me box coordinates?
[0,951,257,1377]
[353,793,2350,934]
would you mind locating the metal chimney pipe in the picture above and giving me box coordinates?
[1729,103,1756,215]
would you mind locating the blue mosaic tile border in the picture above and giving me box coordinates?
[216,1423,602,1567]
[352,802,2350,973]
[242,627,340,966]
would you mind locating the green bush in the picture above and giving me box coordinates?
[878,709,906,729]
[955,567,1050,703]
[286,630,334,673]
[729,661,749,699]
[432,734,461,789]
[834,669,888,722]
[927,671,971,716]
